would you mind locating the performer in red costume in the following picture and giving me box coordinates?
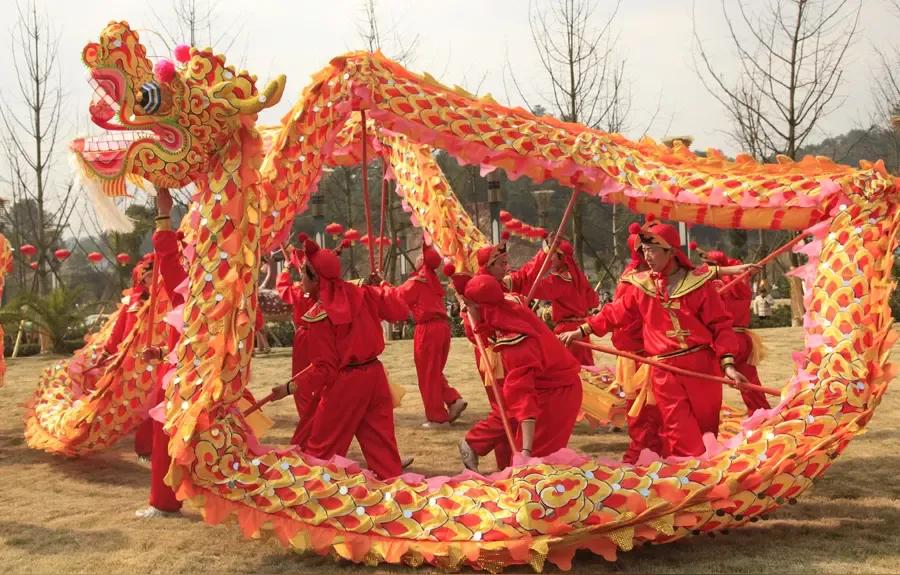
[464,274,582,459]
[561,222,747,457]
[613,225,665,463]
[525,238,599,365]
[135,188,186,518]
[696,247,771,413]
[269,239,409,479]
[275,241,316,447]
[397,243,467,428]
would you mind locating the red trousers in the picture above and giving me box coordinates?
[148,375,180,511]
[516,382,582,456]
[134,418,153,457]
[306,361,402,479]
[622,399,664,463]
[289,328,313,447]
[414,319,461,423]
[465,384,516,469]
[554,320,594,366]
[734,332,771,413]
[652,348,722,457]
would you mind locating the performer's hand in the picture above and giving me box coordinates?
[558,329,581,347]
[724,365,749,387]
[141,346,163,363]
[157,188,173,217]
[270,383,291,400]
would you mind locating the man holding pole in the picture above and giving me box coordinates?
[560,221,748,458]
[521,237,599,366]
[135,188,186,518]
[696,247,771,413]
[464,274,582,461]
[267,239,409,479]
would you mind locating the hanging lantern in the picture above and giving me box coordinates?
[54,248,71,261]
[325,222,345,237]
[499,210,513,223]
[343,228,361,242]
[29,261,38,270]
[87,251,104,264]
[116,253,131,265]
[19,244,37,258]
[359,234,370,247]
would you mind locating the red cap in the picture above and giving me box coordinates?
[304,238,342,279]
[422,244,442,269]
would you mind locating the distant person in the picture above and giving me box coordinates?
[753,287,774,319]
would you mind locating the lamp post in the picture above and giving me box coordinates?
[532,189,555,229]
[487,171,503,243]
[310,188,326,247]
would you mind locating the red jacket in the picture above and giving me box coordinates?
[276,271,313,325]
[295,283,409,397]
[588,266,738,360]
[397,273,446,323]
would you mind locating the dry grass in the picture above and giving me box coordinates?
[1,327,898,574]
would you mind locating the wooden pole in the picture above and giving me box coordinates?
[243,364,314,416]
[452,291,517,454]
[11,319,25,358]
[525,190,580,306]
[572,340,781,397]
[718,232,809,296]
[360,110,376,274]
[378,172,388,272]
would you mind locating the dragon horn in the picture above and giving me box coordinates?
[210,75,287,114]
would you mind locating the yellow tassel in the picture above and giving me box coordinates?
[744,328,768,366]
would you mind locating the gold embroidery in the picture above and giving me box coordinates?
[661,299,691,349]
[301,303,328,323]
[624,266,716,299]
[491,333,527,348]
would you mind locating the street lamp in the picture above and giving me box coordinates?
[310,188,326,246]
[532,189,555,229]
[487,171,503,243]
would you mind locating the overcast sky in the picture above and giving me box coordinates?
[0,0,896,209]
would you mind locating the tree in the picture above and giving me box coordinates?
[508,0,629,268]
[0,2,77,295]
[0,286,85,354]
[695,0,861,325]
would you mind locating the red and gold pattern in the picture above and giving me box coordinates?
[24,282,173,455]
[47,26,900,571]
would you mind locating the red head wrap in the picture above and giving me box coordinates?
[303,238,358,325]
[476,243,506,272]
[464,275,544,339]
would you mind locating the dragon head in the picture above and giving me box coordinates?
[72,21,285,193]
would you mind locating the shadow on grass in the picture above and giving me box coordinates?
[0,441,148,488]
[0,520,128,555]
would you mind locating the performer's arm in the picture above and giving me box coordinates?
[276,319,339,400]
[583,286,636,337]
[103,305,130,355]
[152,189,187,305]
[504,249,546,294]
[700,285,740,369]
[275,270,295,304]
[367,284,411,322]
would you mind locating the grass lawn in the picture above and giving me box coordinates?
[0,327,898,573]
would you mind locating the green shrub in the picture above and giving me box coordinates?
[265,321,295,347]
[750,304,793,328]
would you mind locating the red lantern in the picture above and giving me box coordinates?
[506,219,523,231]
[19,244,37,258]
[343,228,361,242]
[116,253,131,265]
[499,210,513,223]
[54,248,71,261]
[29,261,38,270]
[87,251,104,264]
[325,222,344,236]
[360,234,370,246]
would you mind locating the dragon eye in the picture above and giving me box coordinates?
[138,82,162,114]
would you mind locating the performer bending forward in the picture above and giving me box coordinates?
[560,222,747,458]
[464,274,582,460]
[270,239,409,479]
